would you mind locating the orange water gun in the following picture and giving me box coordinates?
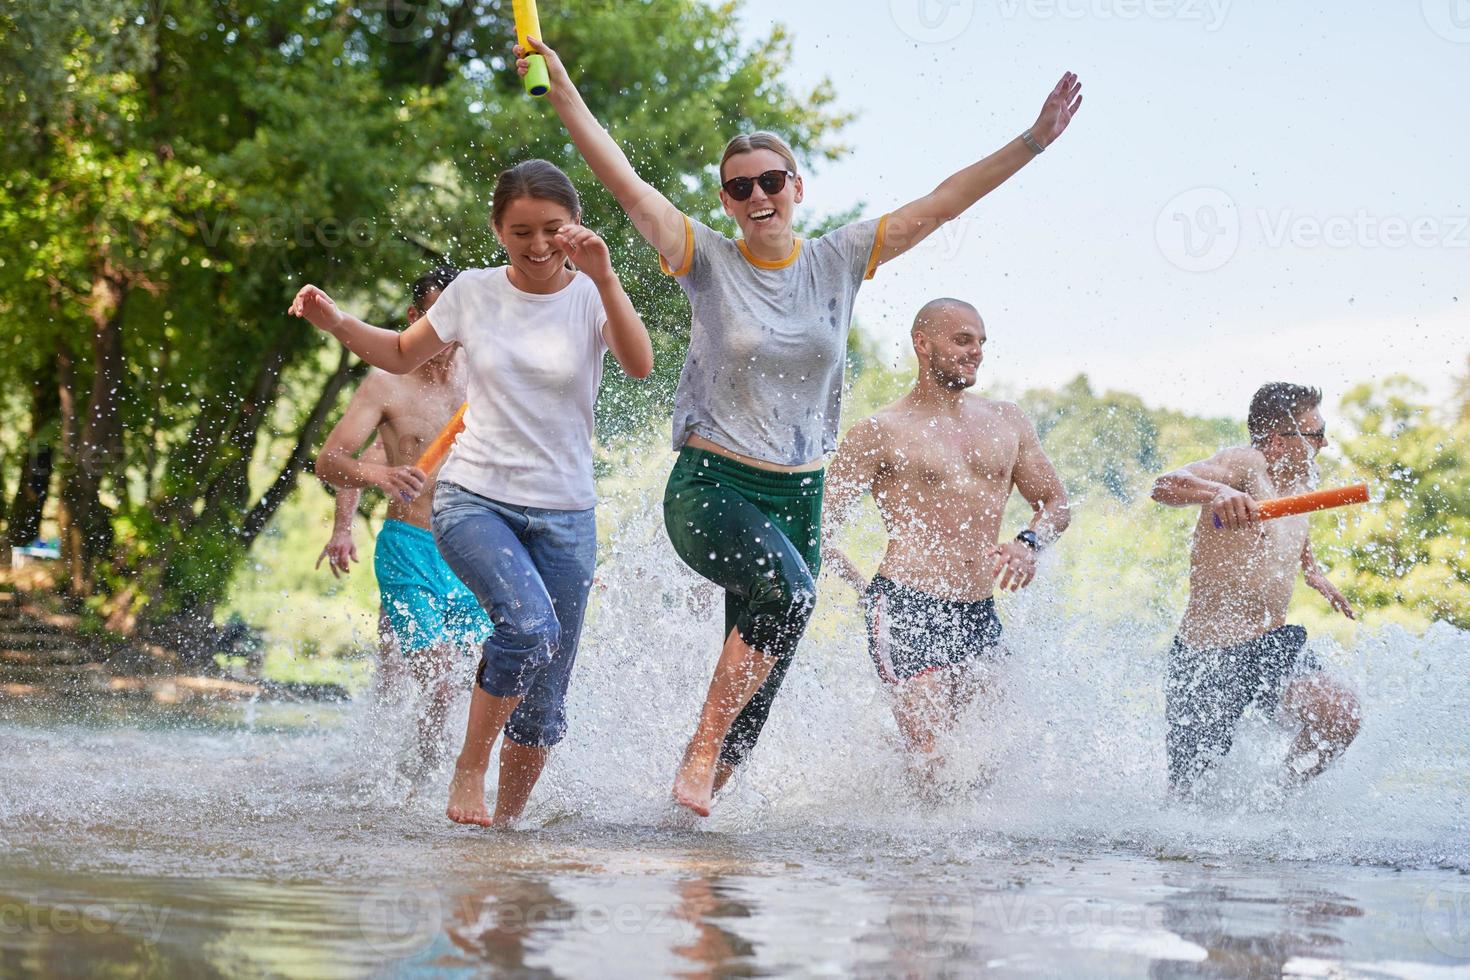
[416,403,467,475]
[1214,483,1369,528]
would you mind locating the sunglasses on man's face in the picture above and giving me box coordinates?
[1278,428,1327,443]
[721,169,796,202]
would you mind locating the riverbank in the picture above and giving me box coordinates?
[0,572,353,704]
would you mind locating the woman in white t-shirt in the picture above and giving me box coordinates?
[290,160,652,828]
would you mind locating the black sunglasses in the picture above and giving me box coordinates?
[721,169,796,202]
[1277,428,1327,442]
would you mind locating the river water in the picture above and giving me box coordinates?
[2,493,1468,976]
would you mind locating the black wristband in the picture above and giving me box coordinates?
[1015,529,1040,551]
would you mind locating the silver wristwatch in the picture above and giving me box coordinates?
[1021,129,1045,155]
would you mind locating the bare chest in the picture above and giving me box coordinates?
[379,386,465,465]
[879,423,1019,496]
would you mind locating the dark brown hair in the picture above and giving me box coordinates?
[411,266,459,308]
[1248,382,1322,446]
[490,159,580,228]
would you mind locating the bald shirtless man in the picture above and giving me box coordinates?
[824,299,1070,776]
[1152,382,1360,797]
[316,267,491,771]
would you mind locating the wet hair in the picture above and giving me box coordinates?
[912,297,980,334]
[410,266,459,309]
[719,131,799,181]
[490,159,581,229]
[1248,382,1322,446]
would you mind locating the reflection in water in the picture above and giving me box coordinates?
[672,877,757,979]
[446,877,573,975]
[1149,873,1363,979]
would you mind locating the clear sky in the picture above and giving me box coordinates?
[736,0,1468,417]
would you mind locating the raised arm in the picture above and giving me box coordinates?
[822,417,886,595]
[876,73,1082,269]
[554,224,654,378]
[1151,447,1261,531]
[316,437,385,579]
[316,373,427,503]
[519,36,689,269]
[288,285,449,375]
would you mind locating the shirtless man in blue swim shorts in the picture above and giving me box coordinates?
[1152,382,1360,798]
[316,268,492,771]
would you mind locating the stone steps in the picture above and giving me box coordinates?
[0,647,95,667]
[0,631,73,651]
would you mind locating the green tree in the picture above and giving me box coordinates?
[0,0,849,642]
[1323,377,1470,629]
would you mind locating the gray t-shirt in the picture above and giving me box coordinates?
[662,214,888,465]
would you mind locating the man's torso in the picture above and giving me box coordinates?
[1179,454,1310,648]
[869,396,1024,601]
[376,362,467,529]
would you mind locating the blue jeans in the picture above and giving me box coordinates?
[430,481,597,748]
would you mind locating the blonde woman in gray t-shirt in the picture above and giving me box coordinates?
[518,37,1082,818]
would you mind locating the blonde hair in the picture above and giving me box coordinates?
[719,131,798,181]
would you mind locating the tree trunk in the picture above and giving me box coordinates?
[54,346,84,594]
[8,371,62,549]
[58,265,128,595]
[0,457,10,569]
[240,347,367,546]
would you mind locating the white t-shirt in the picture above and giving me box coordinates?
[427,266,609,510]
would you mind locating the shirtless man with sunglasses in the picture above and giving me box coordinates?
[1152,382,1360,798]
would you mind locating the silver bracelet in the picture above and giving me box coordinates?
[1021,129,1045,155]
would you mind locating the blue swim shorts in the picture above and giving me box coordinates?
[373,518,493,656]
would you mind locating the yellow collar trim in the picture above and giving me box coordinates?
[736,237,803,270]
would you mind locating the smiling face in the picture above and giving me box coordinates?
[719,148,803,245]
[493,195,578,287]
[913,302,985,390]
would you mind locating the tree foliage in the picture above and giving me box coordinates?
[0,0,850,636]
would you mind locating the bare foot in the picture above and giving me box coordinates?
[446,763,492,827]
[672,747,717,817]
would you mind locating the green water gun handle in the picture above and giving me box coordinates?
[514,0,551,98]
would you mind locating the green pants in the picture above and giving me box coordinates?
[663,447,824,768]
